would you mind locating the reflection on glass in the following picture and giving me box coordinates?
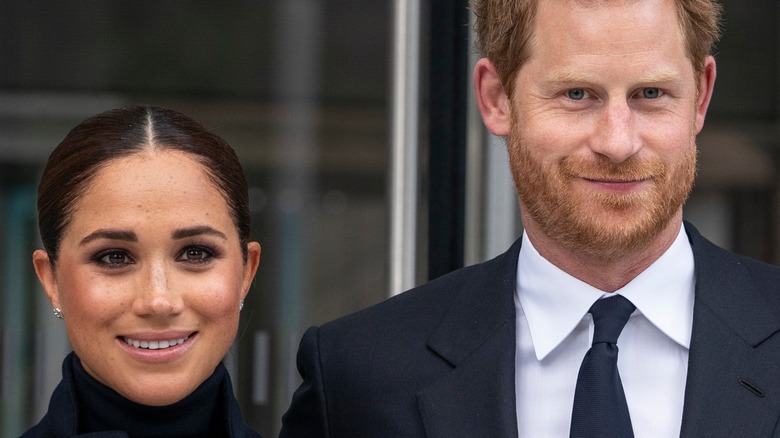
[0,2,389,437]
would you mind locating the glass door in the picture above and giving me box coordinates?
[0,2,391,436]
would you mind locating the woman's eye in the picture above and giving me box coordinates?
[565,89,588,100]
[178,247,213,263]
[641,88,662,99]
[96,251,133,267]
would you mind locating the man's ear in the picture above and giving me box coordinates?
[474,57,512,136]
[32,249,61,310]
[694,55,717,134]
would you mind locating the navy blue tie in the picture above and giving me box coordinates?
[570,295,636,438]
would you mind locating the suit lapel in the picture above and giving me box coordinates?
[413,224,780,437]
[416,239,521,438]
[680,223,780,437]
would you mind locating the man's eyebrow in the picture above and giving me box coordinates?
[172,226,228,240]
[547,69,681,84]
[79,229,138,246]
[547,70,592,83]
[635,70,681,83]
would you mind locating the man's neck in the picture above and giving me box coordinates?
[522,214,683,292]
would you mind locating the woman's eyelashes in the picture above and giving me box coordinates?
[92,249,135,268]
[89,243,222,269]
[176,245,220,264]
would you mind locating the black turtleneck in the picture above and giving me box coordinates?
[72,354,225,437]
[20,352,261,438]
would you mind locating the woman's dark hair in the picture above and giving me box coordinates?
[38,105,251,265]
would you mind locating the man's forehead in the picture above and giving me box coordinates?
[560,0,643,6]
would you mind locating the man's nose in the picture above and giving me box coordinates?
[589,99,641,163]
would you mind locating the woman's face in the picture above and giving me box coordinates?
[33,149,260,406]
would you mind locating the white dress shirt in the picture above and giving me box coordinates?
[515,225,695,438]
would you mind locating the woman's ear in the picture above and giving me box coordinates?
[240,242,262,301]
[32,249,61,310]
[474,57,512,137]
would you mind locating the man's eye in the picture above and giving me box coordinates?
[565,89,588,100]
[641,88,662,99]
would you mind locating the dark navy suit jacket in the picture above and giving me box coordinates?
[279,223,780,437]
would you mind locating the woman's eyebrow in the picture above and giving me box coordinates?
[171,226,227,240]
[79,229,137,246]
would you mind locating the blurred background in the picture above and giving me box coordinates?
[0,0,777,436]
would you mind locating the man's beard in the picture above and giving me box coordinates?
[508,121,697,263]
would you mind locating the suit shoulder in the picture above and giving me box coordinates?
[690,226,780,278]
[321,258,491,333]
[316,240,520,345]
[688,223,780,311]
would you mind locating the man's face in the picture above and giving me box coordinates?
[507,0,711,261]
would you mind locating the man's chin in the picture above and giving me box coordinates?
[543,207,677,262]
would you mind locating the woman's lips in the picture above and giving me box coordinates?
[122,335,190,350]
[117,331,197,362]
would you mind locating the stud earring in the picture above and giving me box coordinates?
[239,300,244,311]
[53,308,63,319]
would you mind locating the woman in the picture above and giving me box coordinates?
[23,105,262,437]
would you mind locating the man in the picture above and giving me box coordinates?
[280,0,780,436]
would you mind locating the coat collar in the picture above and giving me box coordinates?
[685,222,780,346]
[416,222,780,437]
[680,222,780,437]
[417,237,521,438]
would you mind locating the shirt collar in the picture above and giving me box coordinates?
[516,225,695,360]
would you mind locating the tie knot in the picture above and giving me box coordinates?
[589,295,635,345]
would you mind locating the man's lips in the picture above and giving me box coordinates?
[581,175,652,183]
[579,176,653,192]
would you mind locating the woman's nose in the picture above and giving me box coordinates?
[132,261,184,317]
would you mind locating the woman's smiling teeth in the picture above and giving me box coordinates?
[123,336,189,350]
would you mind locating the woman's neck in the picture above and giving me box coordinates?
[69,353,227,438]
